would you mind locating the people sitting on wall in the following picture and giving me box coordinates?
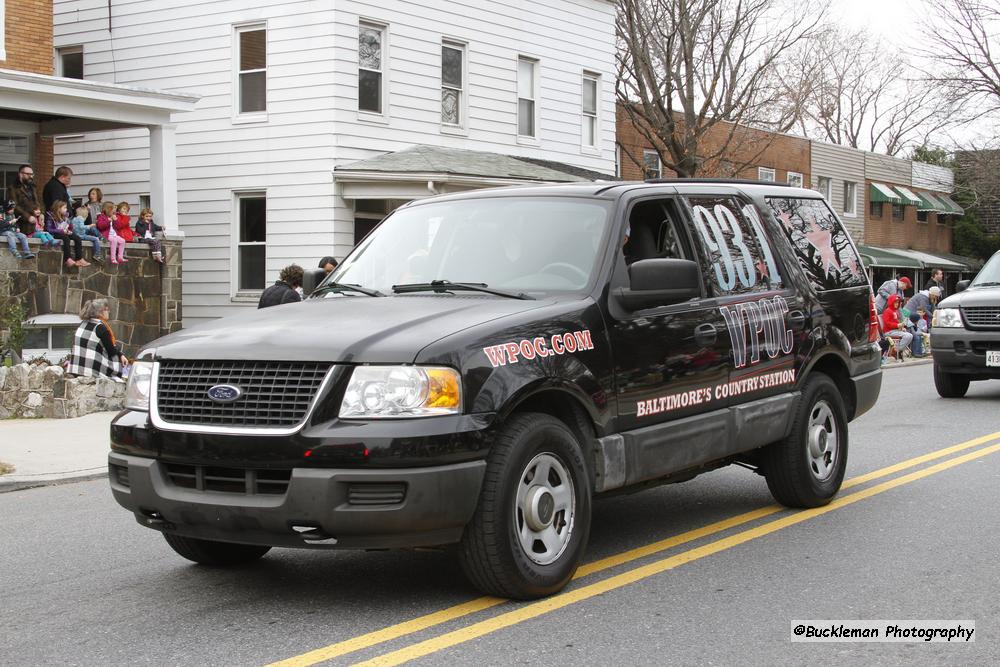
[135,208,165,263]
[2,200,36,259]
[70,205,104,264]
[67,299,127,380]
[97,201,127,264]
[874,276,911,314]
[7,164,41,236]
[46,200,89,268]
[43,166,77,213]
[258,264,304,308]
[115,202,136,243]
[880,294,915,362]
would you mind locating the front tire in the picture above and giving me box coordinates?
[163,533,271,566]
[764,374,848,508]
[458,412,591,600]
[933,363,969,398]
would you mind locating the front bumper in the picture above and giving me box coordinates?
[849,368,882,420]
[109,452,485,549]
[931,327,1000,378]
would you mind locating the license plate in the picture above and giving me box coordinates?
[988,351,1000,367]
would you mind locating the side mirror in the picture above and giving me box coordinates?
[302,268,327,297]
[617,258,702,310]
[956,280,971,293]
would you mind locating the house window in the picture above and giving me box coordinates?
[938,213,948,226]
[643,150,661,180]
[787,171,803,188]
[517,57,537,138]
[56,46,84,79]
[917,209,928,223]
[235,25,266,115]
[817,176,832,201]
[22,317,79,364]
[139,195,151,212]
[359,22,385,115]
[843,181,857,216]
[441,41,465,126]
[582,73,599,148]
[236,194,266,291]
[869,201,884,218]
[892,203,905,221]
[758,167,776,182]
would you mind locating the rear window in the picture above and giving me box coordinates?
[766,197,867,291]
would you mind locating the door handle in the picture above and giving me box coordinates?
[694,323,717,346]
[788,310,806,331]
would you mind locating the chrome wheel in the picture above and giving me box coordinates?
[514,452,576,565]
[807,400,838,481]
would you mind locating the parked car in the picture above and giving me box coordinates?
[931,250,1000,397]
[108,180,881,599]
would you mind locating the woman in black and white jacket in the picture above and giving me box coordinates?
[68,299,127,378]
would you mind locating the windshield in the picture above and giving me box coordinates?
[323,196,613,296]
[971,252,1000,287]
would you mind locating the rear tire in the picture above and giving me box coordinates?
[458,412,591,600]
[933,363,969,398]
[764,374,848,508]
[163,533,271,566]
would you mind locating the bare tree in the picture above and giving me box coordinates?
[795,29,949,156]
[616,0,826,178]
[920,0,1000,122]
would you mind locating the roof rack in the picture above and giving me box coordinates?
[643,178,792,187]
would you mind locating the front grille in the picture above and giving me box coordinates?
[347,482,407,506]
[971,341,1000,354]
[165,463,292,495]
[156,360,331,427]
[962,306,1000,329]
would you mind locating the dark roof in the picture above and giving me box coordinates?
[512,156,617,182]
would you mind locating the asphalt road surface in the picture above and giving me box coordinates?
[2,363,998,666]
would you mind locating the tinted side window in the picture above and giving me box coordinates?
[766,197,867,291]
[687,196,784,296]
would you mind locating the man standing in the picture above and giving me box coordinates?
[318,256,338,274]
[924,268,946,298]
[874,276,912,314]
[43,166,74,212]
[7,164,41,236]
[258,264,304,309]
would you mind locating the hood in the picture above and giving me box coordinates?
[148,294,551,362]
[938,284,1000,310]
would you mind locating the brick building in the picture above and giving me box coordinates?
[955,150,1000,235]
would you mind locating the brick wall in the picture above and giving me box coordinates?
[863,182,953,253]
[616,104,810,184]
[1,0,54,75]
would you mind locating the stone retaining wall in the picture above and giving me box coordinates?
[0,363,125,419]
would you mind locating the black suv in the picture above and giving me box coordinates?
[110,181,881,599]
[931,250,1000,397]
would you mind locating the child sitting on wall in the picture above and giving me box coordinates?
[71,205,104,263]
[2,199,35,259]
[97,201,126,264]
[114,202,135,243]
[135,208,165,263]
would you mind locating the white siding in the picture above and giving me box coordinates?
[54,0,616,327]
[912,161,954,192]
[810,141,865,242]
[864,152,911,185]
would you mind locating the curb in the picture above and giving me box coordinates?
[881,358,934,370]
[0,469,107,493]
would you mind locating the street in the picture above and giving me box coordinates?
[2,362,998,666]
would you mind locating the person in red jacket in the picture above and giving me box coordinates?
[880,294,913,361]
[96,201,126,264]
[114,201,135,243]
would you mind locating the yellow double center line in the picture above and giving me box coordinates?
[269,431,1000,667]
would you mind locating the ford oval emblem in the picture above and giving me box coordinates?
[207,384,242,403]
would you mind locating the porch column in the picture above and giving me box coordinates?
[148,123,182,237]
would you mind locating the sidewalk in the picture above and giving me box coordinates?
[0,411,117,492]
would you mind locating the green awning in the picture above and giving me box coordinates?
[893,185,922,206]
[937,194,965,215]
[915,191,947,213]
[869,182,902,204]
[932,251,983,271]
[857,244,923,268]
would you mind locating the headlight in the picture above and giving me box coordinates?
[339,366,462,418]
[125,361,154,411]
[932,308,964,328]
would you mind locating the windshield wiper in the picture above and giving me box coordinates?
[311,282,385,297]
[972,281,1000,287]
[392,280,534,300]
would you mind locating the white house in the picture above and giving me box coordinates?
[53,0,617,326]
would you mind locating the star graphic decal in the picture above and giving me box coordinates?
[777,210,794,230]
[843,256,860,276]
[804,221,841,276]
